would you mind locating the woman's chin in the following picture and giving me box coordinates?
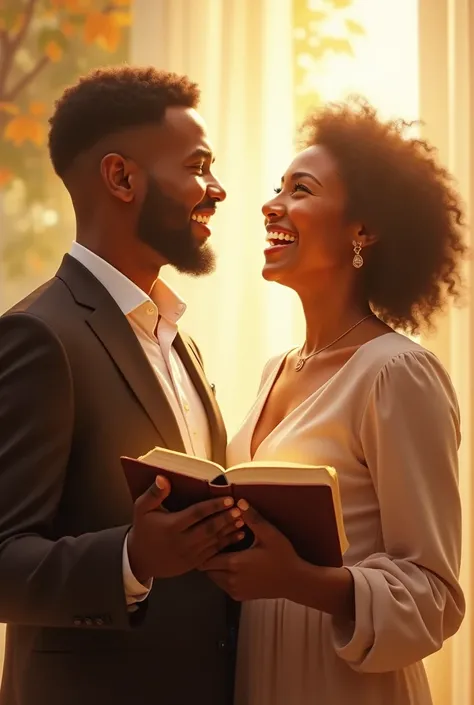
[262,261,296,287]
[262,243,300,284]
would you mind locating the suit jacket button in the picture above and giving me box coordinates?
[84,618,92,626]
[73,618,83,626]
[218,640,226,650]
[95,618,104,626]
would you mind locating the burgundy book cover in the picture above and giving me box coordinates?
[121,456,343,567]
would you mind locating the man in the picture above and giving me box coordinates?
[0,66,241,705]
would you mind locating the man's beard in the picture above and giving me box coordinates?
[137,176,216,276]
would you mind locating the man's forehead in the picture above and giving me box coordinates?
[89,107,213,166]
[160,105,212,154]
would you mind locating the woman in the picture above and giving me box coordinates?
[202,98,467,705]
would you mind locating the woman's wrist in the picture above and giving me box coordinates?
[282,558,355,621]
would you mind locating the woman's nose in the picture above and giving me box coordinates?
[262,198,285,218]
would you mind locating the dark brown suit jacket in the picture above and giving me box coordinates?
[0,255,236,705]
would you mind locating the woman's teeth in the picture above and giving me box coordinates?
[266,232,297,246]
[191,213,211,224]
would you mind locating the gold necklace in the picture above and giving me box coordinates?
[295,314,374,371]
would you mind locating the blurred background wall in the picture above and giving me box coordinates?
[0,1,472,703]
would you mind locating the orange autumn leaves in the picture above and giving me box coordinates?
[3,102,46,148]
[84,11,128,53]
[42,3,131,64]
[1,102,46,184]
[1,0,131,178]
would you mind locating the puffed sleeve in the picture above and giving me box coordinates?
[331,350,465,673]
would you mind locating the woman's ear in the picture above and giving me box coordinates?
[358,225,378,248]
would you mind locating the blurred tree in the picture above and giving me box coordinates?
[0,0,131,278]
[293,0,365,124]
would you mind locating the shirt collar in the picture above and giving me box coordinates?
[69,242,187,323]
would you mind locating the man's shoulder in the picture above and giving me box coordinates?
[3,273,76,323]
[0,274,81,349]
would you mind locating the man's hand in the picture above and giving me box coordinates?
[199,500,302,602]
[127,476,244,583]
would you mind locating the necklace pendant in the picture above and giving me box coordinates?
[295,357,305,372]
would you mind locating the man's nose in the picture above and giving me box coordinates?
[207,176,226,202]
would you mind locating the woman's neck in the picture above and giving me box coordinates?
[296,278,371,356]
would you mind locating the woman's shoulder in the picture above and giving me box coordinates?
[356,331,438,368]
[354,331,455,400]
[258,350,290,387]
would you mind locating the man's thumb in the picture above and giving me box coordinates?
[134,475,171,515]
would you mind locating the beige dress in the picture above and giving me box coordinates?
[228,332,465,705]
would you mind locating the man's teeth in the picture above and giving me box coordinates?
[191,213,211,224]
[266,232,297,245]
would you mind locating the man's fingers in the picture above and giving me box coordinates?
[133,475,171,516]
[178,495,235,529]
[187,503,242,548]
[197,529,246,568]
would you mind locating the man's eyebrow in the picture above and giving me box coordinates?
[187,147,215,163]
[282,171,323,188]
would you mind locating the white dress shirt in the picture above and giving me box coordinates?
[69,242,211,605]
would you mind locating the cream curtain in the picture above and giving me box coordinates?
[418,1,474,703]
[131,0,298,436]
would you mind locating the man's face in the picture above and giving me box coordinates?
[134,107,226,275]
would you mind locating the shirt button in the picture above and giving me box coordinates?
[183,401,190,412]
[146,306,155,315]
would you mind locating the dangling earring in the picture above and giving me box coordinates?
[352,240,363,268]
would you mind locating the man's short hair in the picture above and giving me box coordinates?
[48,65,200,177]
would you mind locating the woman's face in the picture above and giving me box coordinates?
[261,145,359,289]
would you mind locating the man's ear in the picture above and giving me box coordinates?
[100,153,138,203]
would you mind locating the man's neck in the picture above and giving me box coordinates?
[75,239,161,296]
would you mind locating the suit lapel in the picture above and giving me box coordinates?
[57,255,186,453]
[174,334,227,466]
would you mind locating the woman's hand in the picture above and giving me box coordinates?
[199,499,303,601]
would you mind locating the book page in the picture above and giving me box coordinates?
[138,446,224,482]
[225,462,336,486]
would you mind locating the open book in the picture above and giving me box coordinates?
[121,447,348,567]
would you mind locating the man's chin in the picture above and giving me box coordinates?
[170,244,216,277]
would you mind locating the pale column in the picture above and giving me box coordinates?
[419,1,474,704]
[131,0,295,434]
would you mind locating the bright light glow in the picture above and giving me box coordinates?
[296,0,419,122]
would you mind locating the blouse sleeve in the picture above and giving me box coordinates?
[331,350,465,673]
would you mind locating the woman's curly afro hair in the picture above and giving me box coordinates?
[300,96,468,334]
